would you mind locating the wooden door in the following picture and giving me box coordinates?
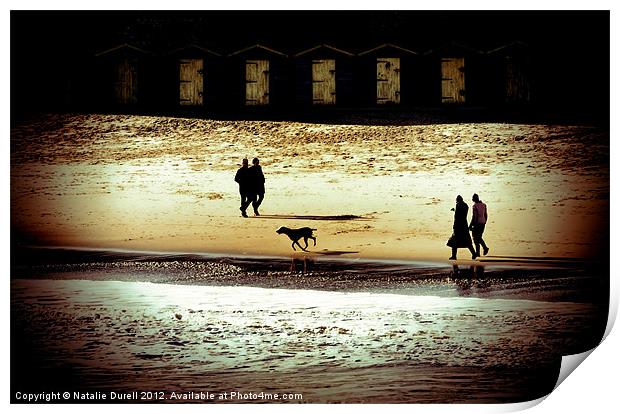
[114,58,138,104]
[312,59,336,105]
[179,58,204,106]
[245,60,269,105]
[377,57,400,104]
[505,58,530,103]
[441,57,465,104]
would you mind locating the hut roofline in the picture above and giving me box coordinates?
[166,44,222,57]
[95,43,151,57]
[294,44,355,57]
[422,41,482,56]
[486,41,529,55]
[358,43,417,56]
[228,44,288,57]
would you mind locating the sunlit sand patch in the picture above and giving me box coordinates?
[11,114,608,261]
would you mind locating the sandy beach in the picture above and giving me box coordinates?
[11,114,609,261]
[10,113,609,403]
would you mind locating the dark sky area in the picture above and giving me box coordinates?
[10,10,610,121]
[10,10,609,55]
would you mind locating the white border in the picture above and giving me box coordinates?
[4,2,617,414]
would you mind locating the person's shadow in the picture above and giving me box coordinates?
[253,214,367,221]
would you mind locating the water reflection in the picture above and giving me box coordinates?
[451,264,492,295]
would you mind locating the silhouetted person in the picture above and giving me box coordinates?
[249,157,265,216]
[234,158,251,218]
[469,193,489,256]
[447,195,478,260]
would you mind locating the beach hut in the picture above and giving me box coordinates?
[487,41,531,104]
[294,44,355,106]
[227,44,289,107]
[165,44,223,108]
[423,41,483,105]
[358,43,418,106]
[94,44,153,107]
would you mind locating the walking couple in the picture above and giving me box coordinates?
[447,193,490,260]
[234,157,265,218]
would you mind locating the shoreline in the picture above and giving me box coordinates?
[11,245,608,304]
[11,244,596,269]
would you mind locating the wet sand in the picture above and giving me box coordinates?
[11,248,608,403]
[11,247,607,303]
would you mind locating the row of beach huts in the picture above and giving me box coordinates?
[93,41,531,111]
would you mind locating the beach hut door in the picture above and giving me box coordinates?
[245,60,270,105]
[114,58,138,105]
[179,59,204,106]
[441,58,465,104]
[505,57,530,103]
[312,59,336,105]
[377,58,401,104]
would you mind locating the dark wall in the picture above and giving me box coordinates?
[11,11,609,123]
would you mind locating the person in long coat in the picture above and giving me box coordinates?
[447,195,478,260]
[249,157,265,216]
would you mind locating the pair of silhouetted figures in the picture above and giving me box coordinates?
[234,157,265,217]
[447,193,490,260]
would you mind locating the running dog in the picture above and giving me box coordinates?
[276,226,317,251]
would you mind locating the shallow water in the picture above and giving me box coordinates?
[11,276,601,403]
